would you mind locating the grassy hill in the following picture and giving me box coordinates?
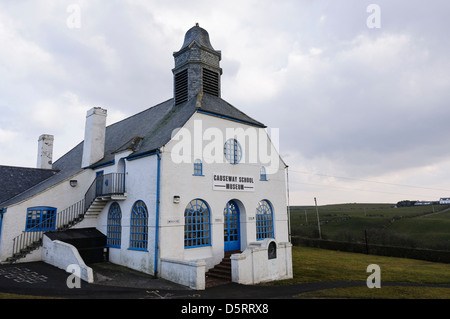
[285,246,450,299]
[289,203,450,251]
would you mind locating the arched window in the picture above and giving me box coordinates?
[130,200,148,251]
[193,159,203,176]
[184,199,211,248]
[107,202,122,248]
[224,138,242,165]
[260,166,267,181]
[256,200,274,240]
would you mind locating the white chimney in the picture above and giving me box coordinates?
[37,134,54,169]
[82,107,107,168]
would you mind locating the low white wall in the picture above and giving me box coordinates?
[41,235,94,283]
[160,258,206,290]
[231,239,293,285]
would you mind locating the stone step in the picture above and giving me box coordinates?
[205,250,241,287]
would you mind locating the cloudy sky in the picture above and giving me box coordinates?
[1,1,449,205]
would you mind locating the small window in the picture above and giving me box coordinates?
[26,207,57,231]
[107,202,122,248]
[260,166,267,181]
[193,159,203,176]
[130,200,148,251]
[224,138,242,165]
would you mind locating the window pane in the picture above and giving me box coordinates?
[184,199,211,248]
[130,200,148,250]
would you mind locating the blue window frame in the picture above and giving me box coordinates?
[256,200,274,240]
[224,138,242,165]
[193,159,203,176]
[107,202,122,248]
[184,199,211,248]
[26,207,57,231]
[129,200,148,251]
[260,166,267,181]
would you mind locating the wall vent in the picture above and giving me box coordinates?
[202,68,219,97]
[174,69,188,105]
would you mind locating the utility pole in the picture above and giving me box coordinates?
[314,197,322,240]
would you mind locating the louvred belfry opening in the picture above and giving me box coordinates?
[172,23,222,104]
[202,68,219,97]
[174,69,188,105]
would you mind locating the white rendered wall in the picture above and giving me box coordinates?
[82,107,107,168]
[96,152,158,275]
[0,169,95,262]
[42,235,94,283]
[37,134,54,169]
[158,112,289,274]
[231,239,293,285]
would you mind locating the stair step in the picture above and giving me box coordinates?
[205,251,241,287]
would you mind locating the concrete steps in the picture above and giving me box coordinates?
[205,250,240,288]
[84,198,108,218]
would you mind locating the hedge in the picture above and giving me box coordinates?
[292,236,450,264]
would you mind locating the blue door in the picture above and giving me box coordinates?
[0,211,3,247]
[224,200,240,252]
[95,171,104,197]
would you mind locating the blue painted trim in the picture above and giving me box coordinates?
[123,149,161,275]
[126,149,158,161]
[197,110,266,128]
[88,160,115,169]
[25,207,57,232]
[129,200,149,250]
[0,211,3,247]
[154,150,161,276]
[184,199,212,248]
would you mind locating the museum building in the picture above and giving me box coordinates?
[0,24,292,290]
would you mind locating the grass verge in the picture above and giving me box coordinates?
[271,246,450,298]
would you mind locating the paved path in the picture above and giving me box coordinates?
[0,261,449,300]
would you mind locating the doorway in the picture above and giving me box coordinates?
[224,200,240,252]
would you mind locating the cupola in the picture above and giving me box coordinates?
[172,24,222,105]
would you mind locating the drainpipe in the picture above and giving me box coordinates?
[154,149,161,277]
[285,165,291,243]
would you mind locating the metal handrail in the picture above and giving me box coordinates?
[11,199,85,259]
[84,173,125,211]
[9,173,126,262]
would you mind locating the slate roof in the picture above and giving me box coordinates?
[0,93,264,208]
[0,166,59,205]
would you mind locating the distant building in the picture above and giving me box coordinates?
[440,198,450,205]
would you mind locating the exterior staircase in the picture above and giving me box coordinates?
[84,198,108,219]
[205,250,240,288]
[6,173,125,264]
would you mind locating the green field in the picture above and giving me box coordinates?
[284,246,450,299]
[290,203,450,250]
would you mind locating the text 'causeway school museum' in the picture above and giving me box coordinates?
[0,24,293,290]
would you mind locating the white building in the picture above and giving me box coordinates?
[0,25,292,290]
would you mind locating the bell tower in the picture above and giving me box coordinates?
[173,24,222,105]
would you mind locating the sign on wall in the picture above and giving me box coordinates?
[213,174,255,192]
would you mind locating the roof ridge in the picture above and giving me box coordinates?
[0,164,59,172]
[105,98,173,129]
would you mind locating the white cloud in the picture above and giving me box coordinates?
[1,1,449,205]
